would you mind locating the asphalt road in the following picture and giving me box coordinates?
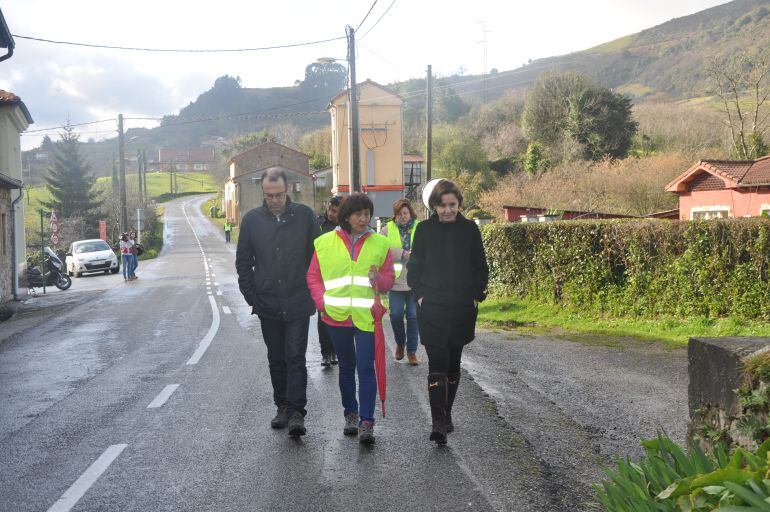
[0,196,689,512]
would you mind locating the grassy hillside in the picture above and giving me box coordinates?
[23,172,219,235]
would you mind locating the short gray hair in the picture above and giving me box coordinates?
[262,168,288,188]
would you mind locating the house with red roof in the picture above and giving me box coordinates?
[665,156,770,220]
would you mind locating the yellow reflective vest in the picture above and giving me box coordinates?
[315,230,390,332]
[384,220,419,278]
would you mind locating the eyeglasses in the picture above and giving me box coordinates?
[264,191,287,200]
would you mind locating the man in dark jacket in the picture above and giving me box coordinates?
[235,168,320,438]
[315,195,341,367]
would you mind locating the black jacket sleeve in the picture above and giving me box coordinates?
[235,214,255,306]
[470,222,489,302]
[406,221,425,298]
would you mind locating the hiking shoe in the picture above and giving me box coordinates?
[330,353,338,365]
[321,354,332,367]
[270,406,289,429]
[287,412,306,438]
[407,352,419,366]
[359,420,375,445]
[343,412,359,436]
[395,344,405,360]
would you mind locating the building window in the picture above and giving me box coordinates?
[194,163,205,171]
[692,210,729,220]
[175,164,186,171]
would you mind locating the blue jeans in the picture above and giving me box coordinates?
[130,254,138,276]
[326,325,376,423]
[389,290,419,353]
[122,254,132,279]
[259,316,310,416]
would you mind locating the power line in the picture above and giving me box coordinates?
[356,0,379,32]
[359,0,396,40]
[12,34,345,53]
[23,118,116,133]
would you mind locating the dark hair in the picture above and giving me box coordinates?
[428,180,463,210]
[338,193,374,232]
[391,198,416,222]
[328,195,343,207]
[262,168,287,188]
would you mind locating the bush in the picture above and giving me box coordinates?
[598,434,770,511]
[482,218,770,320]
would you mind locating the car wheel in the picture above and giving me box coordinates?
[75,271,82,278]
[110,267,120,274]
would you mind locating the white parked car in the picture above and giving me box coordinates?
[65,239,120,277]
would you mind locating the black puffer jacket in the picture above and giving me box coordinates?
[235,198,320,321]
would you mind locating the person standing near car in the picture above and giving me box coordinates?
[316,196,342,367]
[407,180,488,446]
[380,199,420,365]
[129,231,139,281]
[235,168,320,438]
[119,233,133,283]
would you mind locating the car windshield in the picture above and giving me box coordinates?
[74,241,111,254]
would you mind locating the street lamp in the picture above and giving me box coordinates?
[317,24,361,194]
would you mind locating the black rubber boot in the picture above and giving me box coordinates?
[428,373,448,445]
[446,373,461,433]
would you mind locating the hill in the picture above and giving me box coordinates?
[24,0,769,177]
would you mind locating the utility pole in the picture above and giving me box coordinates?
[142,149,148,199]
[426,64,433,183]
[137,149,144,204]
[346,25,361,193]
[477,21,491,102]
[118,114,128,232]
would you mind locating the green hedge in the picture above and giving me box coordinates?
[482,219,770,320]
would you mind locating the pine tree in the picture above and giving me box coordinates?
[43,123,100,219]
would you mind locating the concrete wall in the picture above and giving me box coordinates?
[678,187,770,219]
[0,105,29,300]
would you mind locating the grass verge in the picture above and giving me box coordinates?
[478,296,770,349]
[138,206,164,261]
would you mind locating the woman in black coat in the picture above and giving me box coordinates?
[406,180,489,445]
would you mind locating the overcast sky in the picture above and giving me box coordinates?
[2,0,728,149]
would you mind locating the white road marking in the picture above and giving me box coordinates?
[187,295,221,365]
[214,282,219,286]
[216,291,222,296]
[47,444,128,512]
[147,384,180,409]
[222,306,231,314]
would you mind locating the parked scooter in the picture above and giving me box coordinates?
[27,247,72,291]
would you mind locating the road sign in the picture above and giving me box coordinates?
[49,212,60,246]
[50,233,60,245]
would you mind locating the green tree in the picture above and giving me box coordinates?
[221,130,273,160]
[523,72,638,161]
[298,127,332,169]
[524,142,548,174]
[432,125,488,177]
[43,123,99,218]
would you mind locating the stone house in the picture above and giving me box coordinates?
[158,148,218,172]
[665,156,770,219]
[0,90,33,302]
[223,141,314,224]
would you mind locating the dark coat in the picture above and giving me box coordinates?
[235,198,320,321]
[317,213,337,234]
[407,213,489,347]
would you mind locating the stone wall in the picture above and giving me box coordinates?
[232,143,309,176]
[0,187,13,303]
[689,337,770,451]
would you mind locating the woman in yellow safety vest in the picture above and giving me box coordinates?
[380,199,420,365]
[306,193,395,444]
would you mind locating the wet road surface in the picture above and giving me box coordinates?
[0,196,689,511]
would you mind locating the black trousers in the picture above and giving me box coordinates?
[258,316,309,416]
[424,343,464,375]
[317,314,335,357]
[225,231,231,243]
